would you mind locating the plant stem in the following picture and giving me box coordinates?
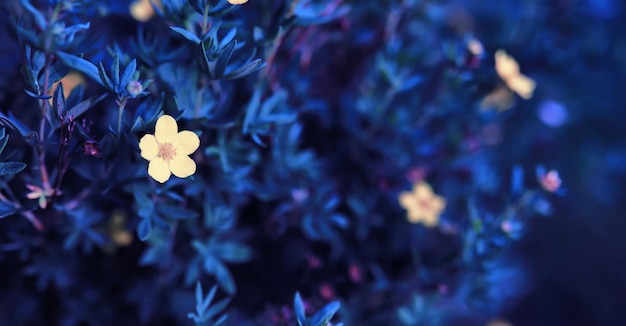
[116,98,127,141]
[38,54,53,202]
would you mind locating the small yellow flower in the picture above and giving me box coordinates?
[139,115,200,183]
[129,0,162,22]
[228,0,248,4]
[495,49,536,100]
[398,182,446,227]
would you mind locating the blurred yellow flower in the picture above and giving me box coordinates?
[130,0,161,22]
[399,182,446,227]
[495,49,536,99]
[49,71,85,98]
[480,85,515,112]
[228,0,248,4]
[139,115,200,183]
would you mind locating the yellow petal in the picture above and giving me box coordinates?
[407,212,422,223]
[399,192,418,210]
[169,155,196,178]
[228,0,248,4]
[414,182,432,198]
[422,213,439,227]
[148,157,171,183]
[495,50,520,80]
[155,115,178,143]
[506,75,536,99]
[173,130,200,156]
[432,196,446,212]
[139,134,159,160]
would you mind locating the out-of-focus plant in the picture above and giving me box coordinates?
[0,0,573,324]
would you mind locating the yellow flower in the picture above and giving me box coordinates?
[398,182,446,227]
[129,0,162,22]
[139,115,200,183]
[228,0,248,4]
[495,49,536,99]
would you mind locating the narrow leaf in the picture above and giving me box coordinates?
[222,59,264,80]
[137,217,152,241]
[294,292,306,322]
[112,55,120,89]
[170,26,201,44]
[66,93,107,121]
[55,51,104,87]
[215,40,236,78]
[120,59,137,90]
[0,162,26,176]
[0,201,16,219]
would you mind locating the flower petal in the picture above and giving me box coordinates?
[432,196,446,212]
[399,192,416,210]
[155,115,178,143]
[228,0,248,4]
[414,182,432,197]
[148,157,171,183]
[173,130,200,156]
[422,213,439,227]
[169,155,196,179]
[139,134,159,160]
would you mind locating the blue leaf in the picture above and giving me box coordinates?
[0,162,26,176]
[213,260,236,294]
[222,59,264,80]
[170,26,201,44]
[137,218,152,241]
[55,51,104,87]
[66,93,107,121]
[156,204,199,219]
[293,292,307,323]
[120,59,137,90]
[311,301,340,326]
[0,201,16,218]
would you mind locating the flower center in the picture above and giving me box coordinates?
[158,142,177,161]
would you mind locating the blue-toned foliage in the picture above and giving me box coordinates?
[0,0,610,324]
